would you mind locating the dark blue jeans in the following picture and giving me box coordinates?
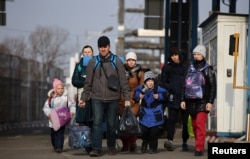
[91,99,119,151]
[50,126,65,149]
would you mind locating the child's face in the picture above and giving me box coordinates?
[55,84,64,95]
[145,79,154,89]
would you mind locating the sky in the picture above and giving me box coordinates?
[0,0,249,57]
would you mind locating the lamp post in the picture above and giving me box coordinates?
[85,26,113,44]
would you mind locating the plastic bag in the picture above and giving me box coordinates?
[118,107,142,136]
[187,115,194,137]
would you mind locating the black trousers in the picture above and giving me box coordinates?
[50,126,65,149]
[140,124,159,150]
[167,108,189,142]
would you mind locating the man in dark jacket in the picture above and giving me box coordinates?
[180,44,216,156]
[161,47,190,151]
[79,36,130,157]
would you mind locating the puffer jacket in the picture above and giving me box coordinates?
[118,64,144,116]
[181,59,217,116]
[43,89,75,128]
[134,85,169,127]
[81,52,130,102]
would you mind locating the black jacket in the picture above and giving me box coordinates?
[161,60,189,109]
[71,57,87,88]
[181,59,217,115]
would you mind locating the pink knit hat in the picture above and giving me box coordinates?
[53,78,63,92]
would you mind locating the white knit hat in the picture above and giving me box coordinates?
[144,71,155,83]
[126,51,137,61]
[193,44,206,58]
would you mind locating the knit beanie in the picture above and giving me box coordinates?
[193,44,206,58]
[53,78,63,92]
[144,71,155,83]
[126,51,137,61]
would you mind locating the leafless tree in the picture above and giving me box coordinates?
[29,25,69,67]
[0,36,27,57]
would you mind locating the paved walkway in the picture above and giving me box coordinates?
[0,128,207,159]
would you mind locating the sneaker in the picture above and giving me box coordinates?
[164,140,174,151]
[129,143,137,152]
[194,150,203,156]
[148,149,157,154]
[108,148,116,155]
[85,147,93,154]
[182,143,189,151]
[89,150,102,157]
[141,142,148,153]
[55,148,62,153]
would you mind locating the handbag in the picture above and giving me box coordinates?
[50,107,71,131]
[68,124,92,149]
[118,107,142,136]
[101,62,120,92]
[107,75,119,91]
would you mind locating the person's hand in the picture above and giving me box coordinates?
[206,103,213,111]
[180,101,186,110]
[139,93,144,99]
[78,100,86,108]
[70,112,75,118]
[153,93,158,99]
[125,100,130,107]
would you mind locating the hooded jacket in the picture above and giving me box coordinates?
[43,89,75,128]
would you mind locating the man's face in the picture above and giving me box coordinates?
[98,45,110,57]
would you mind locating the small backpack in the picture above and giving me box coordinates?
[184,63,210,99]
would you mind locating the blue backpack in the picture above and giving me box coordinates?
[184,64,210,99]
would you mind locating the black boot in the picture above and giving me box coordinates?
[141,141,148,153]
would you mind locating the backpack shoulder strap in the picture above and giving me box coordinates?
[93,55,101,72]
[77,63,82,72]
[110,53,118,71]
[200,63,210,71]
[48,97,54,108]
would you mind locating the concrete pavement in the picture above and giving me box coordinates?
[0,128,207,159]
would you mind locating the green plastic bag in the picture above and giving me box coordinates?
[187,115,194,137]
